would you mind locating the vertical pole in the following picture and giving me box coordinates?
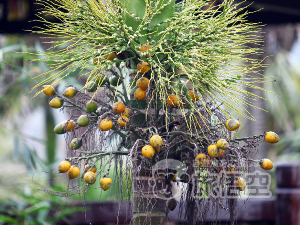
[276,163,300,225]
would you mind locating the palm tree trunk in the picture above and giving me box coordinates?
[132,161,166,224]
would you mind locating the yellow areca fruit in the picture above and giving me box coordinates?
[68,166,80,179]
[134,88,147,100]
[260,158,273,170]
[62,87,77,98]
[227,165,236,176]
[117,116,129,128]
[265,131,280,144]
[112,102,125,114]
[216,139,229,150]
[49,97,63,108]
[142,145,156,159]
[99,118,113,131]
[100,176,113,191]
[84,171,97,184]
[137,62,150,74]
[188,91,200,102]
[207,145,219,158]
[104,52,115,60]
[121,108,132,118]
[225,119,240,131]
[236,177,246,191]
[218,149,225,159]
[195,154,207,167]
[140,44,151,57]
[167,95,180,107]
[62,120,76,132]
[85,164,97,173]
[150,135,162,152]
[58,161,71,173]
[42,85,55,96]
[137,77,150,90]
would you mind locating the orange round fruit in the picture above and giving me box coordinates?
[117,116,129,128]
[207,145,219,158]
[112,102,125,114]
[100,176,113,191]
[142,145,156,159]
[227,165,236,176]
[99,118,113,131]
[68,166,80,179]
[195,154,207,167]
[85,164,97,173]
[137,62,150,74]
[62,87,77,98]
[134,88,147,100]
[265,131,279,144]
[218,149,226,159]
[225,119,240,131]
[49,97,63,108]
[216,139,229,150]
[104,52,115,60]
[84,171,97,184]
[188,91,200,102]
[93,57,100,65]
[62,120,76,132]
[167,95,180,107]
[42,85,55,96]
[218,164,222,173]
[86,100,98,113]
[121,108,132,118]
[260,158,273,170]
[140,44,151,57]
[137,77,150,90]
[150,135,163,152]
[58,161,71,173]
[236,177,246,191]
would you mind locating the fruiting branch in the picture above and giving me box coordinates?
[66,151,129,161]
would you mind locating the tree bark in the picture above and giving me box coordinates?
[132,162,167,225]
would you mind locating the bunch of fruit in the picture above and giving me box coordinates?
[192,118,279,192]
[58,161,112,190]
[43,84,134,191]
[142,135,163,159]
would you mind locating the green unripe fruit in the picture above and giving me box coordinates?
[109,76,121,87]
[53,123,66,134]
[86,100,98,113]
[70,138,82,150]
[95,75,106,86]
[77,115,89,127]
[86,81,97,92]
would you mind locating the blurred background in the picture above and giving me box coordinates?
[0,0,300,224]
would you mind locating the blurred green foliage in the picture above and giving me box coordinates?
[0,186,84,225]
[264,41,300,159]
